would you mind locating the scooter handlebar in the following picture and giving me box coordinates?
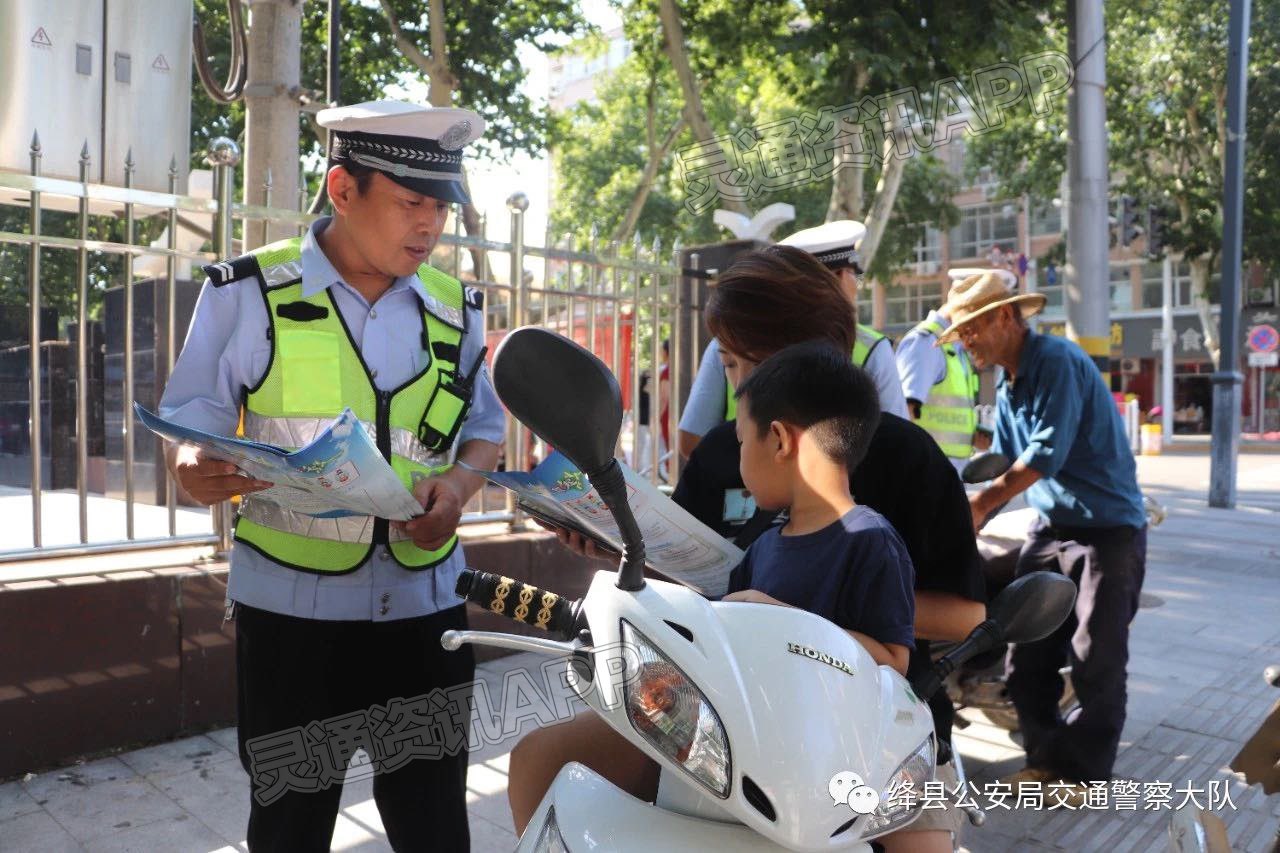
[456,569,579,637]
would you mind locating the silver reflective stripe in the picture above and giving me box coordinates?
[925,394,976,408]
[390,427,456,468]
[243,412,455,469]
[348,151,464,183]
[261,259,304,288]
[418,287,465,330]
[238,499,412,543]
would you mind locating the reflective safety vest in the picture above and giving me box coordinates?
[723,324,887,421]
[207,237,472,574]
[913,317,979,459]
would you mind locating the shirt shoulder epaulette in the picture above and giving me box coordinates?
[464,286,484,312]
[202,254,263,288]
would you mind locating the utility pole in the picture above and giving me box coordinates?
[244,0,304,248]
[1064,0,1112,385]
[1209,0,1252,508]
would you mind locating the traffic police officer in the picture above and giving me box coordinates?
[159,100,505,851]
[676,220,908,461]
[895,267,1013,472]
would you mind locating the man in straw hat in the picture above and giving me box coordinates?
[894,267,1015,472]
[948,272,1148,797]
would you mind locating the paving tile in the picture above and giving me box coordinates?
[0,778,42,822]
[116,734,234,781]
[80,812,226,853]
[20,757,190,844]
[150,755,250,845]
[205,726,241,757]
[0,808,85,852]
[469,813,518,852]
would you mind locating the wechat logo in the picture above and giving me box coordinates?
[829,771,879,815]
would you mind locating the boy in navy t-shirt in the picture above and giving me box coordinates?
[723,342,916,674]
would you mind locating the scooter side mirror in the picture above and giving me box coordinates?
[961,451,1012,485]
[492,326,647,591]
[911,570,1076,704]
[492,327,623,474]
[988,571,1077,645]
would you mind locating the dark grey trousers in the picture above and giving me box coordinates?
[1006,519,1148,781]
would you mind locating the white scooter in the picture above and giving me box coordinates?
[443,327,1076,852]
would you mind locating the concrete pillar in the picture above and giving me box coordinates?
[1065,0,1112,384]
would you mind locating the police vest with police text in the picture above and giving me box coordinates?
[203,237,474,574]
[912,317,979,459]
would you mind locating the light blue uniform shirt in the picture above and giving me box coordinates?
[159,218,506,621]
[896,310,959,403]
[895,310,974,475]
[993,331,1145,529]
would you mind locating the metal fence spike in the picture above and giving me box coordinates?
[125,147,135,171]
[80,140,91,162]
[264,167,273,189]
[168,155,178,177]
[30,130,41,152]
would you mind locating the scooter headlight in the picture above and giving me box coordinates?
[529,805,569,853]
[859,737,934,839]
[620,620,732,798]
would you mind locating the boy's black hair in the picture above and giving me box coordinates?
[735,341,881,470]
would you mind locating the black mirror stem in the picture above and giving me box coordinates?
[587,460,647,591]
[911,619,1005,703]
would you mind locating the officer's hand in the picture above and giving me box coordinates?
[532,518,617,560]
[171,445,273,506]
[398,476,463,551]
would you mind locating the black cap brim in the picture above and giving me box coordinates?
[385,173,471,205]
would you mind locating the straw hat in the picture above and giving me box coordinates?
[935,273,1046,345]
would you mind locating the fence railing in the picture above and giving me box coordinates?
[0,137,699,563]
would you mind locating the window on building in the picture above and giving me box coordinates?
[1110,263,1134,311]
[913,226,943,274]
[948,202,1019,260]
[1140,261,1221,309]
[1030,198,1062,236]
[884,282,937,326]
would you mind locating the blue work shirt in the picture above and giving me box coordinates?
[993,331,1145,529]
[159,217,506,621]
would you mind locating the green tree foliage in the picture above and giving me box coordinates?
[189,0,587,176]
[550,0,1049,278]
[966,0,1279,361]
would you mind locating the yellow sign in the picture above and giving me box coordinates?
[1041,322,1123,348]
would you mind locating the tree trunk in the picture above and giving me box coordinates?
[612,118,686,245]
[1188,255,1221,366]
[855,107,909,272]
[378,0,488,279]
[656,0,749,215]
[825,64,870,224]
[243,0,303,249]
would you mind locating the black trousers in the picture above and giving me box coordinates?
[1005,519,1147,781]
[234,602,476,852]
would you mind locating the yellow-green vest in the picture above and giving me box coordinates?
[224,237,468,574]
[914,317,979,459]
[724,324,887,421]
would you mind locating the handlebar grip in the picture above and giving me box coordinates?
[456,569,577,636]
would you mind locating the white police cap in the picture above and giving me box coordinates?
[779,220,868,271]
[947,267,1018,290]
[318,100,485,204]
